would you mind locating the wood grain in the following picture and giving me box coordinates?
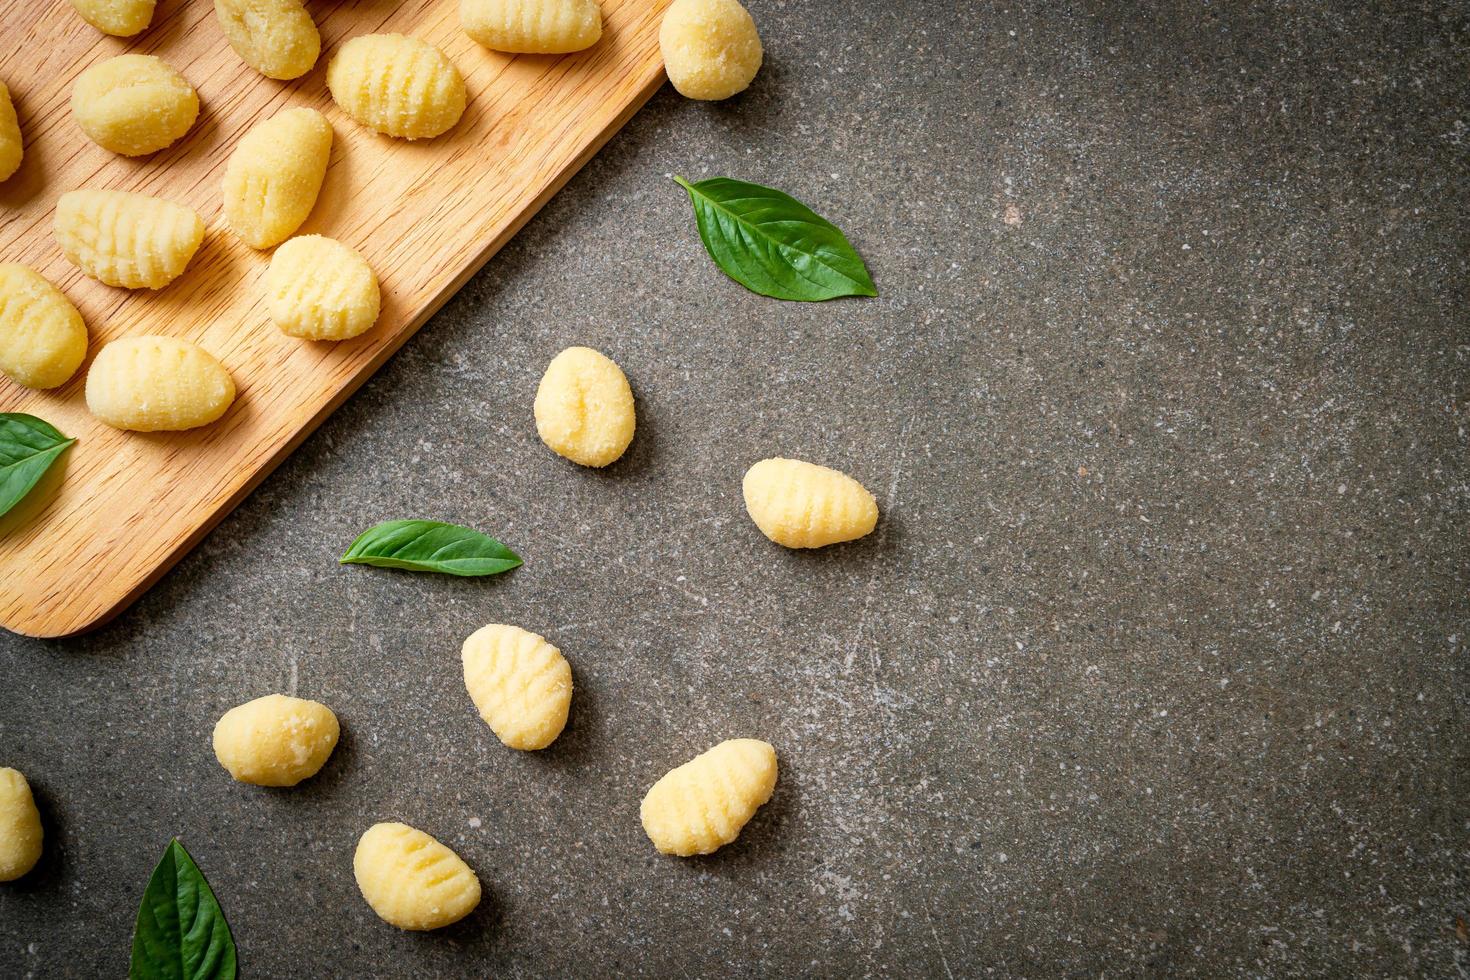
[0,0,669,637]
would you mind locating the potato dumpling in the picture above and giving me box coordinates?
[460,0,602,54]
[0,264,88,390]
[265,235,380,341]
[327,34,467,140]
[54,189,205,290]
[71,55,198,157]
[461,624,573,750]
[0,82,21,182]
[640,739,777,856]
[214,0,321,80]
[533,346,635,467]
[0,768,43,882]
[354,822,481,930]
[742,457,878,549]
[659,0,762,101]
[70,0,156,37]
[212,694,340,787]
[222,107,332,249]
[86,336,235,432]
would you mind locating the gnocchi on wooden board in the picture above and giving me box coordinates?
[54,189,205,290]
[71,55,198,157]
[0,82,21,181]
[327,34,467,140]
[266,236,381,341]
[213,0,321,80]
[460,0,603,54]
[69,0,155,37]
[85,336,235,432]
[0,264,88,390]
[223,107,333,249]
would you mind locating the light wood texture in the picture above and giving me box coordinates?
[0,0,669,637]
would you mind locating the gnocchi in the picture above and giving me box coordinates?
[461,624,572,751]
[265,236,380,341]
[54,189,205,290]
[327,34,467,140]
[659,0,763,101]
[0,768,42,882]
[0,265,88,390]
[70,0,155,37]
[212,694,340,787]
[0,82,21,182]
[85,336,235,432]
[354,822,481,930]
[222,107,333,249]
[533,346,635,467]
[461,0,603,54]
[71,55,198,157]
[742,457,878,548]
[640,739,777,856]
[213,0,320,80]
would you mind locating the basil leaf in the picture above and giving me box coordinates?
[0,413,75,519]
[129,840,237,980]
[673,175,877,302]
[341,520,523,577]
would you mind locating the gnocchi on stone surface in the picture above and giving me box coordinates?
[54,189,205,290]
[222,106,333,249]
[742,457,878,549]
[533,346,635,467]
[327,34,467,140]
[658,0,763,101]
[354,822,481,930]
[0,82,21,182]
[70,0,155,37]
[213,0,320,80]
[640,739,778,856]
[265,235,380,341]
[85,336,235,432]
[0,768,42,882]
[0,265,88,390]
[212,694,340,787]
[461,0,603,54]
[71,55,198,157]
[461,624,572,751]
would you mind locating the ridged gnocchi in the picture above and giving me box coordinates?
[71,55,198,157]
[85,336,235,432]
[265,235,380,341]
[640,739,777,856]
[327,34,467,140]
[0,265,88,390]
[222,107,332,249]
[742,457,878,548]
[461,0,603,54]
[213,0,320,80]
[212,694,340,787]
[354,822,481,930]
[70,0,155,37]
[0,82,21,182]
[0,768,42,882]
[461,624,572,751]
[54,189,205,290]
[533,346,635,467]
[659,0,763,101]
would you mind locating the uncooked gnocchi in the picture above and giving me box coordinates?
[212,694,340,787]
[461,0,603,54]
[354,822,481,930]
[327,34,467,140]
[0,265,87,390]
[54,189,205,290]
[265,236,380,341]
[640,739,777,856]
[214,0,320,80]
[659,0,763,101]
[70,0,155,36]
[742,457,878,548]
[461,624,572,750]
[222,107,332,249]
[533,346,635,467]
[0,768,42,882]
[0,82,21,182]
[85,336,235,432]
[71,55,198,157]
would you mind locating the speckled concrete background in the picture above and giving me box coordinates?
[3,1,1468,976]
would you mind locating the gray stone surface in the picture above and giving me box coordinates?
[3,1,1468,976]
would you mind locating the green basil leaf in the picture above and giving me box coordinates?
[341,520,523,577]
[129,840,237,980]
[673,175,877,302]
[0,413,75,519]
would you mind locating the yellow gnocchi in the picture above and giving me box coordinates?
[640,739,777,856]
[265,236,380,341]
[354,822,481,930]
[71,55,198,157]
[212,694,340,787]
[533,346,635,467]
[659,0,763,101]
[0,82,21,182]
[461,0,603,54]
[0,768,42,882]
[461,624,572,751]
[85,336,235,432]
[54,189,205,290]
[327,34,467,140]
[0,265,88,390]
[70,0,155,37]
[222,107,332,249]
[742,457,878,549]
[213,0,320,80]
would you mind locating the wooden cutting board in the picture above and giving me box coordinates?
[0,0,669,637]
